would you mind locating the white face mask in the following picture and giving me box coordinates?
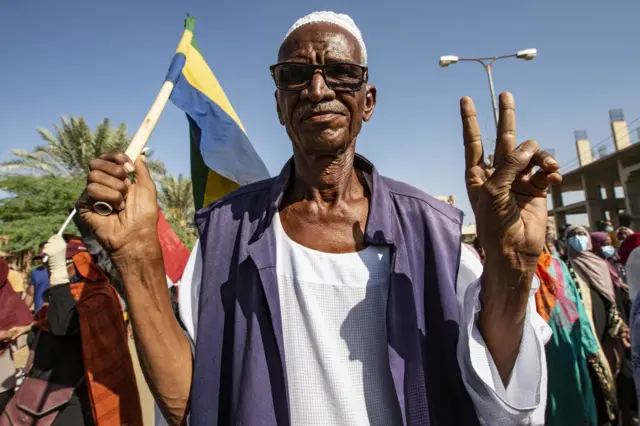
[601,245,616,259]
[568,235,589,253]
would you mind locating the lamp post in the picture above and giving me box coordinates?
[439,49,537,129]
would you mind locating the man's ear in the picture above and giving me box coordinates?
[275,91,285,125]
[363,85,377,122]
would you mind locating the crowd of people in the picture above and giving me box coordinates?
[533,215,640,425]
[0,235,142,425]
[466,215,640,425]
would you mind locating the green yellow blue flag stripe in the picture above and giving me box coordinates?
[166,17,270,210]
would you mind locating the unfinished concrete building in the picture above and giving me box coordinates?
[549,109,640,231]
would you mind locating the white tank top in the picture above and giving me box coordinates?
[274,213,402,425]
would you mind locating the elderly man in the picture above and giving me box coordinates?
[78,12,561,426]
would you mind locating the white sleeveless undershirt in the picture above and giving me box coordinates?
[274,213,402,426]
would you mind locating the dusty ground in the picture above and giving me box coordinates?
[12,336,157,425]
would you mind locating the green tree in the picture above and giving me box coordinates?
[0,116,202,253]
[0,175,83,253]
[158,173,197,249]
[1,116,166,177]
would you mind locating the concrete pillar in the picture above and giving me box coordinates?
[612,121,631,150]
[603,181,618,223]
[576,139,593,166]
[554,212,567,231]
[604,181,616,199]
[610,109,631,151]
[625,176,640,230]
[618,160,633,214]
[581,174,605,229]
[547,216,557,240]
[549,186,566,230]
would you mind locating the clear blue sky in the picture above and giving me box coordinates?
[2,0,639,222]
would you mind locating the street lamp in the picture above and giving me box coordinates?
[439,49,537,129]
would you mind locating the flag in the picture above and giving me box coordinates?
[156,210,191,283]
[166,17,270,210]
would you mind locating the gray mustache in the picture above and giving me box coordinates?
[295,102,348,120]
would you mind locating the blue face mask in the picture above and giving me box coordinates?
[605,226,614,233]
[601,245,616,259]
[568,235,589,253]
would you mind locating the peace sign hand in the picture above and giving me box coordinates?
[462,92,561,382]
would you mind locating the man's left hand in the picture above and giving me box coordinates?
[461,92,562,382]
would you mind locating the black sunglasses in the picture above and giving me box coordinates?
[270,62,368,92]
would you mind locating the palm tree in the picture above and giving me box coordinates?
[158,174,197,248]
[1,116,166,177]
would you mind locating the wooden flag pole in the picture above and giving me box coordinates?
[51,79,176,247]
[93,80,176,215]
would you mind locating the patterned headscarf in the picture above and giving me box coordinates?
[535,252,578,326]
[535,252,559,322]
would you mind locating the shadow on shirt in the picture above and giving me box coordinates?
[341,228,480,425]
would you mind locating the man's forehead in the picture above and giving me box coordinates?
[279,23,362,64]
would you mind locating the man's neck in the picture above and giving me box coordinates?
[288,146,366,207]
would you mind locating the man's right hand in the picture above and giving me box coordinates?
[77,153,159,255]
[79,152,191,424]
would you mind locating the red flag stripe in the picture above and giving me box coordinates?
[157,209,191,283]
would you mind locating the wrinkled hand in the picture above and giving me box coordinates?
[43,234,69,286]
[462,93,562,383]
[462,92,562,278]
[77,153,159,256]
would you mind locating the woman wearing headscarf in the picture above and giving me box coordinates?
[593,231,629,286]
[0,259,32,412]
[591,231,638,426]
[566,225,629,356]
[1,235,143,426]
[536,234,604,425]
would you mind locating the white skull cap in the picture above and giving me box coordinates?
[283,11,367,65]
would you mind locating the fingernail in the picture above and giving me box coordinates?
[124,163,135,173]
[544,157,557,166]
[119,201,125,211]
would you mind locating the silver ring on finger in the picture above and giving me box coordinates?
[93,201,114,216]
